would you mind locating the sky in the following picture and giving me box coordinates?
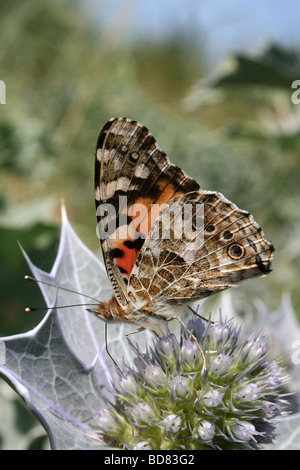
[85,0,300,67]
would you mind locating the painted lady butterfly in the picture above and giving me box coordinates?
[93,118,274,334]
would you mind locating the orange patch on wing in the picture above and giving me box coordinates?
[155,184,183,206]
[131,186,185,238]
[116,242,140,277]
[127,199,152,239]
[116,186,186,278]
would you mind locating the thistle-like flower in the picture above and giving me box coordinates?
[97,317,288,450]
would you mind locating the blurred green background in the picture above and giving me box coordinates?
[0,0,300,449]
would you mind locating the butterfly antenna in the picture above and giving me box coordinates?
[25,303,99,313]
[24,275,100,303]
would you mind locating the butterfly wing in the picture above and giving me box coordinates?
[128,190,274,309]
[95,118,199,307]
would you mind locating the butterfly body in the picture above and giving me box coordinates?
[94,118,274,332]
[95,297,179,334]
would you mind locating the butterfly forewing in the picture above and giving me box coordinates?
[94,118,199,307]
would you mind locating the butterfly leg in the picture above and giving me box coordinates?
[188,305,215,324]
[125,327,147,360]
[104,323,127,376]
[168,315,207,371]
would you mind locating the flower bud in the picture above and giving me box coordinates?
[155,334,179,366]
[133,441,153,450]
[195,420,215,441]
[209,353,232,377]
[181,340,201,370]
[131,401,158,427]
[261,401,281,419]
[243,336,268,364]
[234,382,260,404]
[208,322,231,347]
[144,364,166,388]
[170,375,191,402]
[266,361,285,388]
[119,373,139,394]
[203,389,224,408]
[97,408,119,433]
[227,419,258,442]
[162,414,182,435]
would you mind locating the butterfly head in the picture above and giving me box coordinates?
[89,297,126,322]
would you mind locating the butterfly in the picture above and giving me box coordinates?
[93,118,274,334]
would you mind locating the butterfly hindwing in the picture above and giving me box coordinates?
[128,190,274,309]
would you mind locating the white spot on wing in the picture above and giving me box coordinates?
[96,149,102,161]
[134,163,150,178]
[103,177,139,199]
[101,149,111,162]
[95,186,101,201]
[117,176,131,192]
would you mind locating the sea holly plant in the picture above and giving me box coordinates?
[0,206,298,450]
